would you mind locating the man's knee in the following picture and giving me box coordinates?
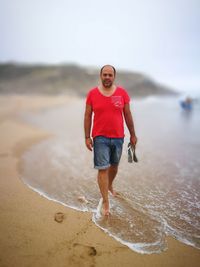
[109,165,118,172]
[98,168,109,177]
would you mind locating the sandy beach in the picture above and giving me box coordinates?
[0,95,199,267]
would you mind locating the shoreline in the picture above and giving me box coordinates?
[0,95,199,267]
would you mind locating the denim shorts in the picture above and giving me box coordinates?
[93,136,124,170]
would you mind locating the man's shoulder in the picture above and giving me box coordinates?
[86,87,99,104]
[117,86,129,95]
[88,87,98,94]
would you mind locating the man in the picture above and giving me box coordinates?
[84,65,137,216]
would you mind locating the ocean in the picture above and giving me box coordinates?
[20,96,200,254]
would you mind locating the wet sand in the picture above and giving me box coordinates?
[0,95,199,267]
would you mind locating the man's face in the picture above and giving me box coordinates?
[100,66,115,88]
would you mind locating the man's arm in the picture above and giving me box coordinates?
[84,104,93,151]
[123,103,137,146]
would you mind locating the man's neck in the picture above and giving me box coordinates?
[99,84,116,96]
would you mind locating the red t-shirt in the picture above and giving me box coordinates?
[86,86,130,138]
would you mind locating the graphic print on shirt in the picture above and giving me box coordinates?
[111,96,123,108]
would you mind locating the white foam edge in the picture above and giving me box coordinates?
[96,198,103,219]
[92,214,168,255]
[20,176,96,213]
[165,222,200,250]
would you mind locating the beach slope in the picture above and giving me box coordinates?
[0,95,199,267]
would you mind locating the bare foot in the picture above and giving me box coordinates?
[108,186,116,196]
[101,201,110,216]
[109,187,121,197]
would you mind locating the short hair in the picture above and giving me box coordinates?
[100,65,116,76]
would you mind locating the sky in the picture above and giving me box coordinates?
[0,0,200,93]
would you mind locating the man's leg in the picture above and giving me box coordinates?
[108,165,118,196]
[97,169,110,215]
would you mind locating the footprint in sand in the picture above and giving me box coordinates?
[73,243,97,256]
[77,196,89,204]
[54,212,65,223]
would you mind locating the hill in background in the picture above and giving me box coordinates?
[0,63,178,97]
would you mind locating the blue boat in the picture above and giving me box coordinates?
[180,97,192,110]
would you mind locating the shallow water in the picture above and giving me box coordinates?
[20,96,200,254]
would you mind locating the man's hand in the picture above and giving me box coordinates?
[85,137,93,151]
[130,135,137,147]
